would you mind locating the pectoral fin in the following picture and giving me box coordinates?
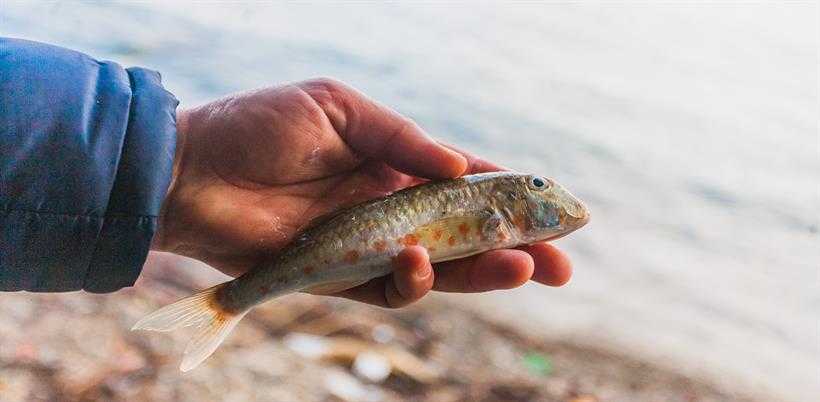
[413,209,507,249]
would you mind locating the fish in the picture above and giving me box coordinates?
[132,172,590,371]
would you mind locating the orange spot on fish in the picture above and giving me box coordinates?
[303,266,315,275]
[448,236,456,246]
[258,284,271,293]
[344,250,360,264]
[513,214,528,230]
[428,246,436,252]
[373,240,387,252]
[402,233,419,246]
[433,229,443,240]
[458,223,470,237]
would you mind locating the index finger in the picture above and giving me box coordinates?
[301,78,468,179]
[437,142,508,174]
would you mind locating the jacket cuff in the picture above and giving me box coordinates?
[82,68,178,293]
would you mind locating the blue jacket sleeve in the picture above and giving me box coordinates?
[0,38,178,293]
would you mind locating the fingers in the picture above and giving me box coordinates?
[432,243,572,292]
[336,243,571,307]
[300,78,467,179]
[433,249,535,293]
[385,246,435,308]
[438,142,508,174]
[335,246,434,308]
[517,242,573,286]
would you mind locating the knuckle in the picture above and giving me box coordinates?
[281,85,327,125]
[299,77,354,131]
[305,77,348,98]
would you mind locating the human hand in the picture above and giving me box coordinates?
[152,78,572,307]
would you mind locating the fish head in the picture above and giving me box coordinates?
[506,174,590,242]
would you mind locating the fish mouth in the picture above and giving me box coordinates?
[574,205,591,227]
[558,185,589,224]
[566,200,590,227]
[540,204,589,243]
[542,214,589,242]
[540,228,577,243]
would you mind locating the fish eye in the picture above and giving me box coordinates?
[529,176,549,190]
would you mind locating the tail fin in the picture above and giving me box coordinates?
[132,283,249,372]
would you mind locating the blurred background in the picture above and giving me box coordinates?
[1,2,817,401]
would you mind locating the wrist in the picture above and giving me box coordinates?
[151,107,191,251]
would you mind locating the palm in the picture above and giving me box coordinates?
[156,79,572,307]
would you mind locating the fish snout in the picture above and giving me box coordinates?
[573,202,591,227]
[562,193,590,228]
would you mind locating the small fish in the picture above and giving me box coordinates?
[132,172,590,371]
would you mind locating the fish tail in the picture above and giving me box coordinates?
[131,283,249,372]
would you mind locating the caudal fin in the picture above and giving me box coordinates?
[132,283,249,372]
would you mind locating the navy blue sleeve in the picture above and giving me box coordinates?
[0,38,178,293]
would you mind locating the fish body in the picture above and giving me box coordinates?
[133,172,590,371]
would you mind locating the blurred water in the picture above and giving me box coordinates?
[2,2,817,400]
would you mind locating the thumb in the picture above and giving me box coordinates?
[300,78,468,179]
